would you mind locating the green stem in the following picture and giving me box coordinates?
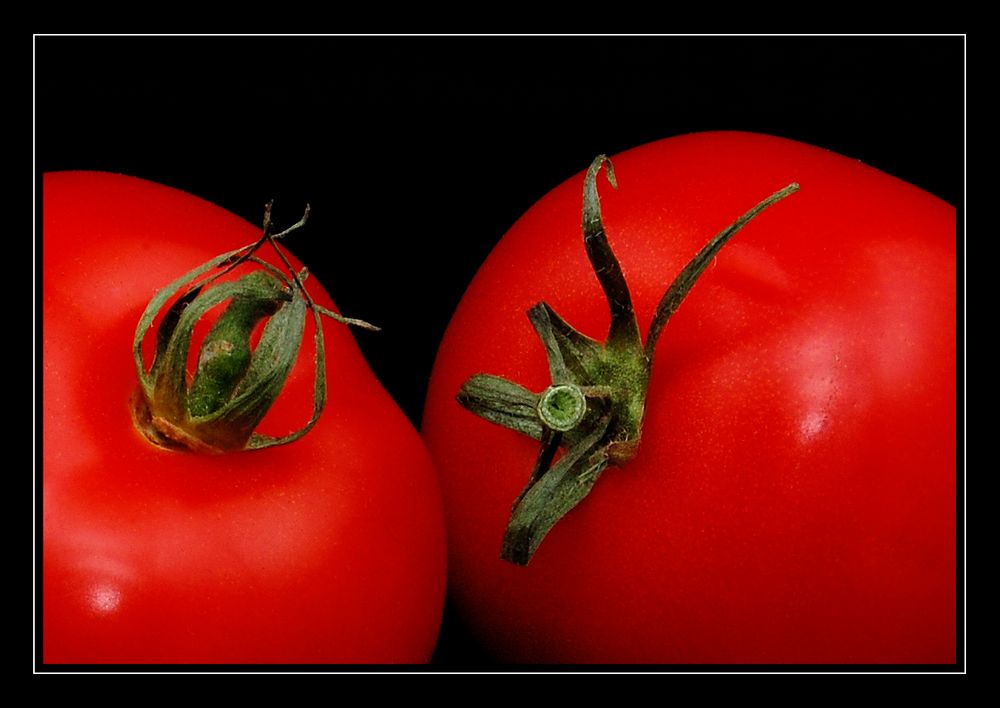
[457,155,800,565]
[131,203,377,454]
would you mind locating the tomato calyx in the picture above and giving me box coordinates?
[457,155,799,565]
[131,203,378,454]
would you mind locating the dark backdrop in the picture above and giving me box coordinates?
[35,35,964,668]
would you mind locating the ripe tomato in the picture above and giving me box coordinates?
[42,172,447,664]
[422,132,957,664]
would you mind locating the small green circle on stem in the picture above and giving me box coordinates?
[537,384,587,432]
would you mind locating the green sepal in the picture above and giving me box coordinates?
[244,295,323,450]
[458,374,544,440]
[153,284,203,380]
[187,275,307,451]
[528,302,604,385]
[581,156,642,353]
[644,181,801,362]
[134,247,247,400]
[501,417,612,565]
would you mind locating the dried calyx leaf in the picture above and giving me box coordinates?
[131,203,378,454]
[458,155,799,565]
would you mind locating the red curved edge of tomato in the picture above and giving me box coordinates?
[422,131,958,664]
[42,171,447,664]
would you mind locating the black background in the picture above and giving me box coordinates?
[36,35,964,669]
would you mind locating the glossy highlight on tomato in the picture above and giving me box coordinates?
[42,172,447,664]
[422,132,957,664]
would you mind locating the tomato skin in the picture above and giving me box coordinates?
[43,172,447,664]
[422,132,957,664]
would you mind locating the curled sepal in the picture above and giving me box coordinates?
[131,206,376,453]
[501,416,612,565]
[457,153,800,565]
[644,181,801,362]
[582,156,642,352]
[458,374,545,440]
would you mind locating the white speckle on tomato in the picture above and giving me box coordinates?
[799,410,827,441]
[88,583,122,615]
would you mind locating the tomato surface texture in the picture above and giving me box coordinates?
[422,132,957,664]
[43,172,447,664]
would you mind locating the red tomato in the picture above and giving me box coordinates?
[42,172,447,664]
[422,132,957,664]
